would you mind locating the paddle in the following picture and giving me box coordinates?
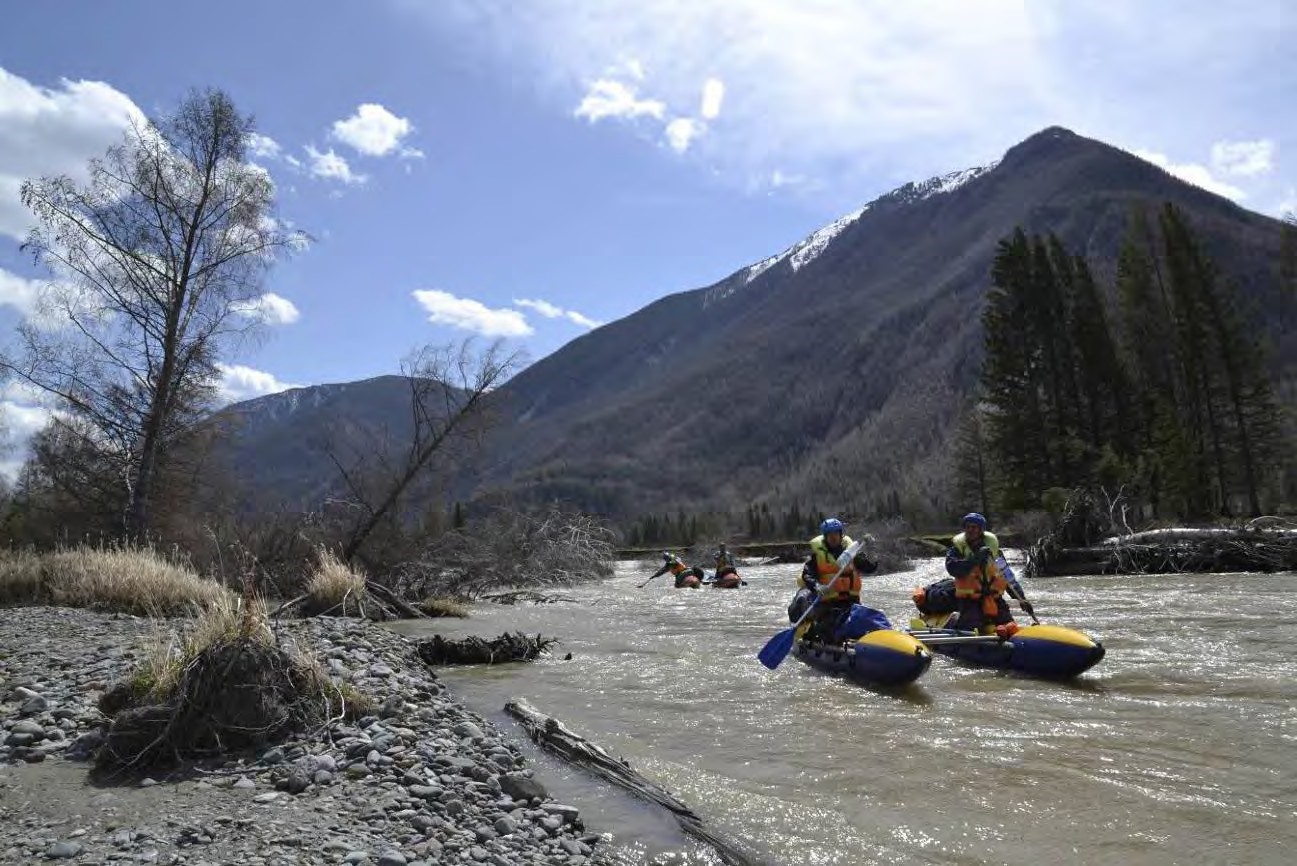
[997,555,1040,624]
[637,563,672,588]
[756,540,862,671]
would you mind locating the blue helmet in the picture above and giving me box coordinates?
[662,551,674,562]
[961,512,988,528]
[820,518,846,536]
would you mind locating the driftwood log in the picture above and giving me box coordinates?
[1026,490,1297,576]
[272,578,428,621]
[504,699,765,866]
[416,632,557,666]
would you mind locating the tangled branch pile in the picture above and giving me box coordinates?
[93,597,343,775]
[1026,489,1297,576]
[416,632,558,665]
[395,507,614,600]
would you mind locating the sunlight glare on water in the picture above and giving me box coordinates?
[392,557,1297,865]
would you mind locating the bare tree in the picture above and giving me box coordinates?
[329,340,520,564]
[1,89,305,539]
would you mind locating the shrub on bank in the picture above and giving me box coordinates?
[0,546,232,616]
[303,548,369,617]
[95,592,363,775]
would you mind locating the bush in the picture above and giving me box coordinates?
[0,546,233,616]
[95,591,350,775]
[303,547,369,617]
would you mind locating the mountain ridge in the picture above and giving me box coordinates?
[212,126,1291,523]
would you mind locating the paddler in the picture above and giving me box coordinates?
[944,512,1034,633]
[647,551,706,588]
[713,543,737,576]
[789,518,878,641]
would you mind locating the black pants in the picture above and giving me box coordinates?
[954,597,1012,632]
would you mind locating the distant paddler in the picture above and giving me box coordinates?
[639,551,706,588]
[709,543,743,588]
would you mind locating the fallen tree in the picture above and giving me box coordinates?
[416,632,557,665]
[504,699,765,866]
[395,506,615,600]
[1026,489,1297,576]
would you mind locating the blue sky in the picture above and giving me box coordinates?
[0,0,1293,470]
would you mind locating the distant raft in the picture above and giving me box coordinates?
[793,627,933,686]
[907,617,1105,679]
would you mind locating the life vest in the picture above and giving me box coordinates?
[668,560,687,576]
[951,531,1008,616]
[808,534,861,602]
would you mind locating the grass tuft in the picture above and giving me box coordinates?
[0,546,233,616]
[419,596,469,618]
[304,547,369,617]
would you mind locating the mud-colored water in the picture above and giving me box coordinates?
[393,558,1297,865]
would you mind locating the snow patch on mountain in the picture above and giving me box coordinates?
[740,205,868,286]
[714,159,998,304]
[892,161,1000,205]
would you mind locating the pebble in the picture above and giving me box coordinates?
[0,607,596,866]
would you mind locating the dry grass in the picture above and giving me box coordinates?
[0,546,233,616]
[304,548,369,616]
[131,591,274,701]
[419,596,469,618]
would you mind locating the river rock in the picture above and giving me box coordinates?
[46,840,85,859]
[500,772,548,801]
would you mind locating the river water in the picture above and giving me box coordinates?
[391,557,1297,866]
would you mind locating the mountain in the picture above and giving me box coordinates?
[214,127,1291,523]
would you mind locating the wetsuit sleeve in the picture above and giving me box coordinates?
[997,556,1027,600]
[649,563,670,579]
[945,546,974,578]
[800,557,819,590]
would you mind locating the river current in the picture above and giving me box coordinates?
[392,557,1296,865]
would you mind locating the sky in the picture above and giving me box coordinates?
[0,0,1293,474]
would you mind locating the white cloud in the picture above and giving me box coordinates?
[664,117,701,154]
[1133,148,1247,201]
[231,292,301,325]
[247,132,282,160]
[514,297,563,318]
[331,103,422,158]
[1210,139,1275,178]
[564,310,603,329]
[305,145,366,184]
[0,268,44,315]
[513,297,603,329]
[700,77,725,120]
[216,363,302,404]
[574,79,665,123]
[0,66,144,241]
[0,381,58,478]
[414,289,534,337]
[414,1,1283,203]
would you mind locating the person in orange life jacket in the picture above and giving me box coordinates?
[648,551,706,588]
[944,512,1034,632]
[713,543,737,577]
[788,518,878,641]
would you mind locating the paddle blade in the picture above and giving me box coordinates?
[757,626,797,670]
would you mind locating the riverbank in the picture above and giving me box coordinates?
[0,606,596,865]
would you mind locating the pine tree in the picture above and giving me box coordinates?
[1280,214,1297,328]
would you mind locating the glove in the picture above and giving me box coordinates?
[1019,600,1035,616]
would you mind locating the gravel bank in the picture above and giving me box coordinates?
[0,607,597,865]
